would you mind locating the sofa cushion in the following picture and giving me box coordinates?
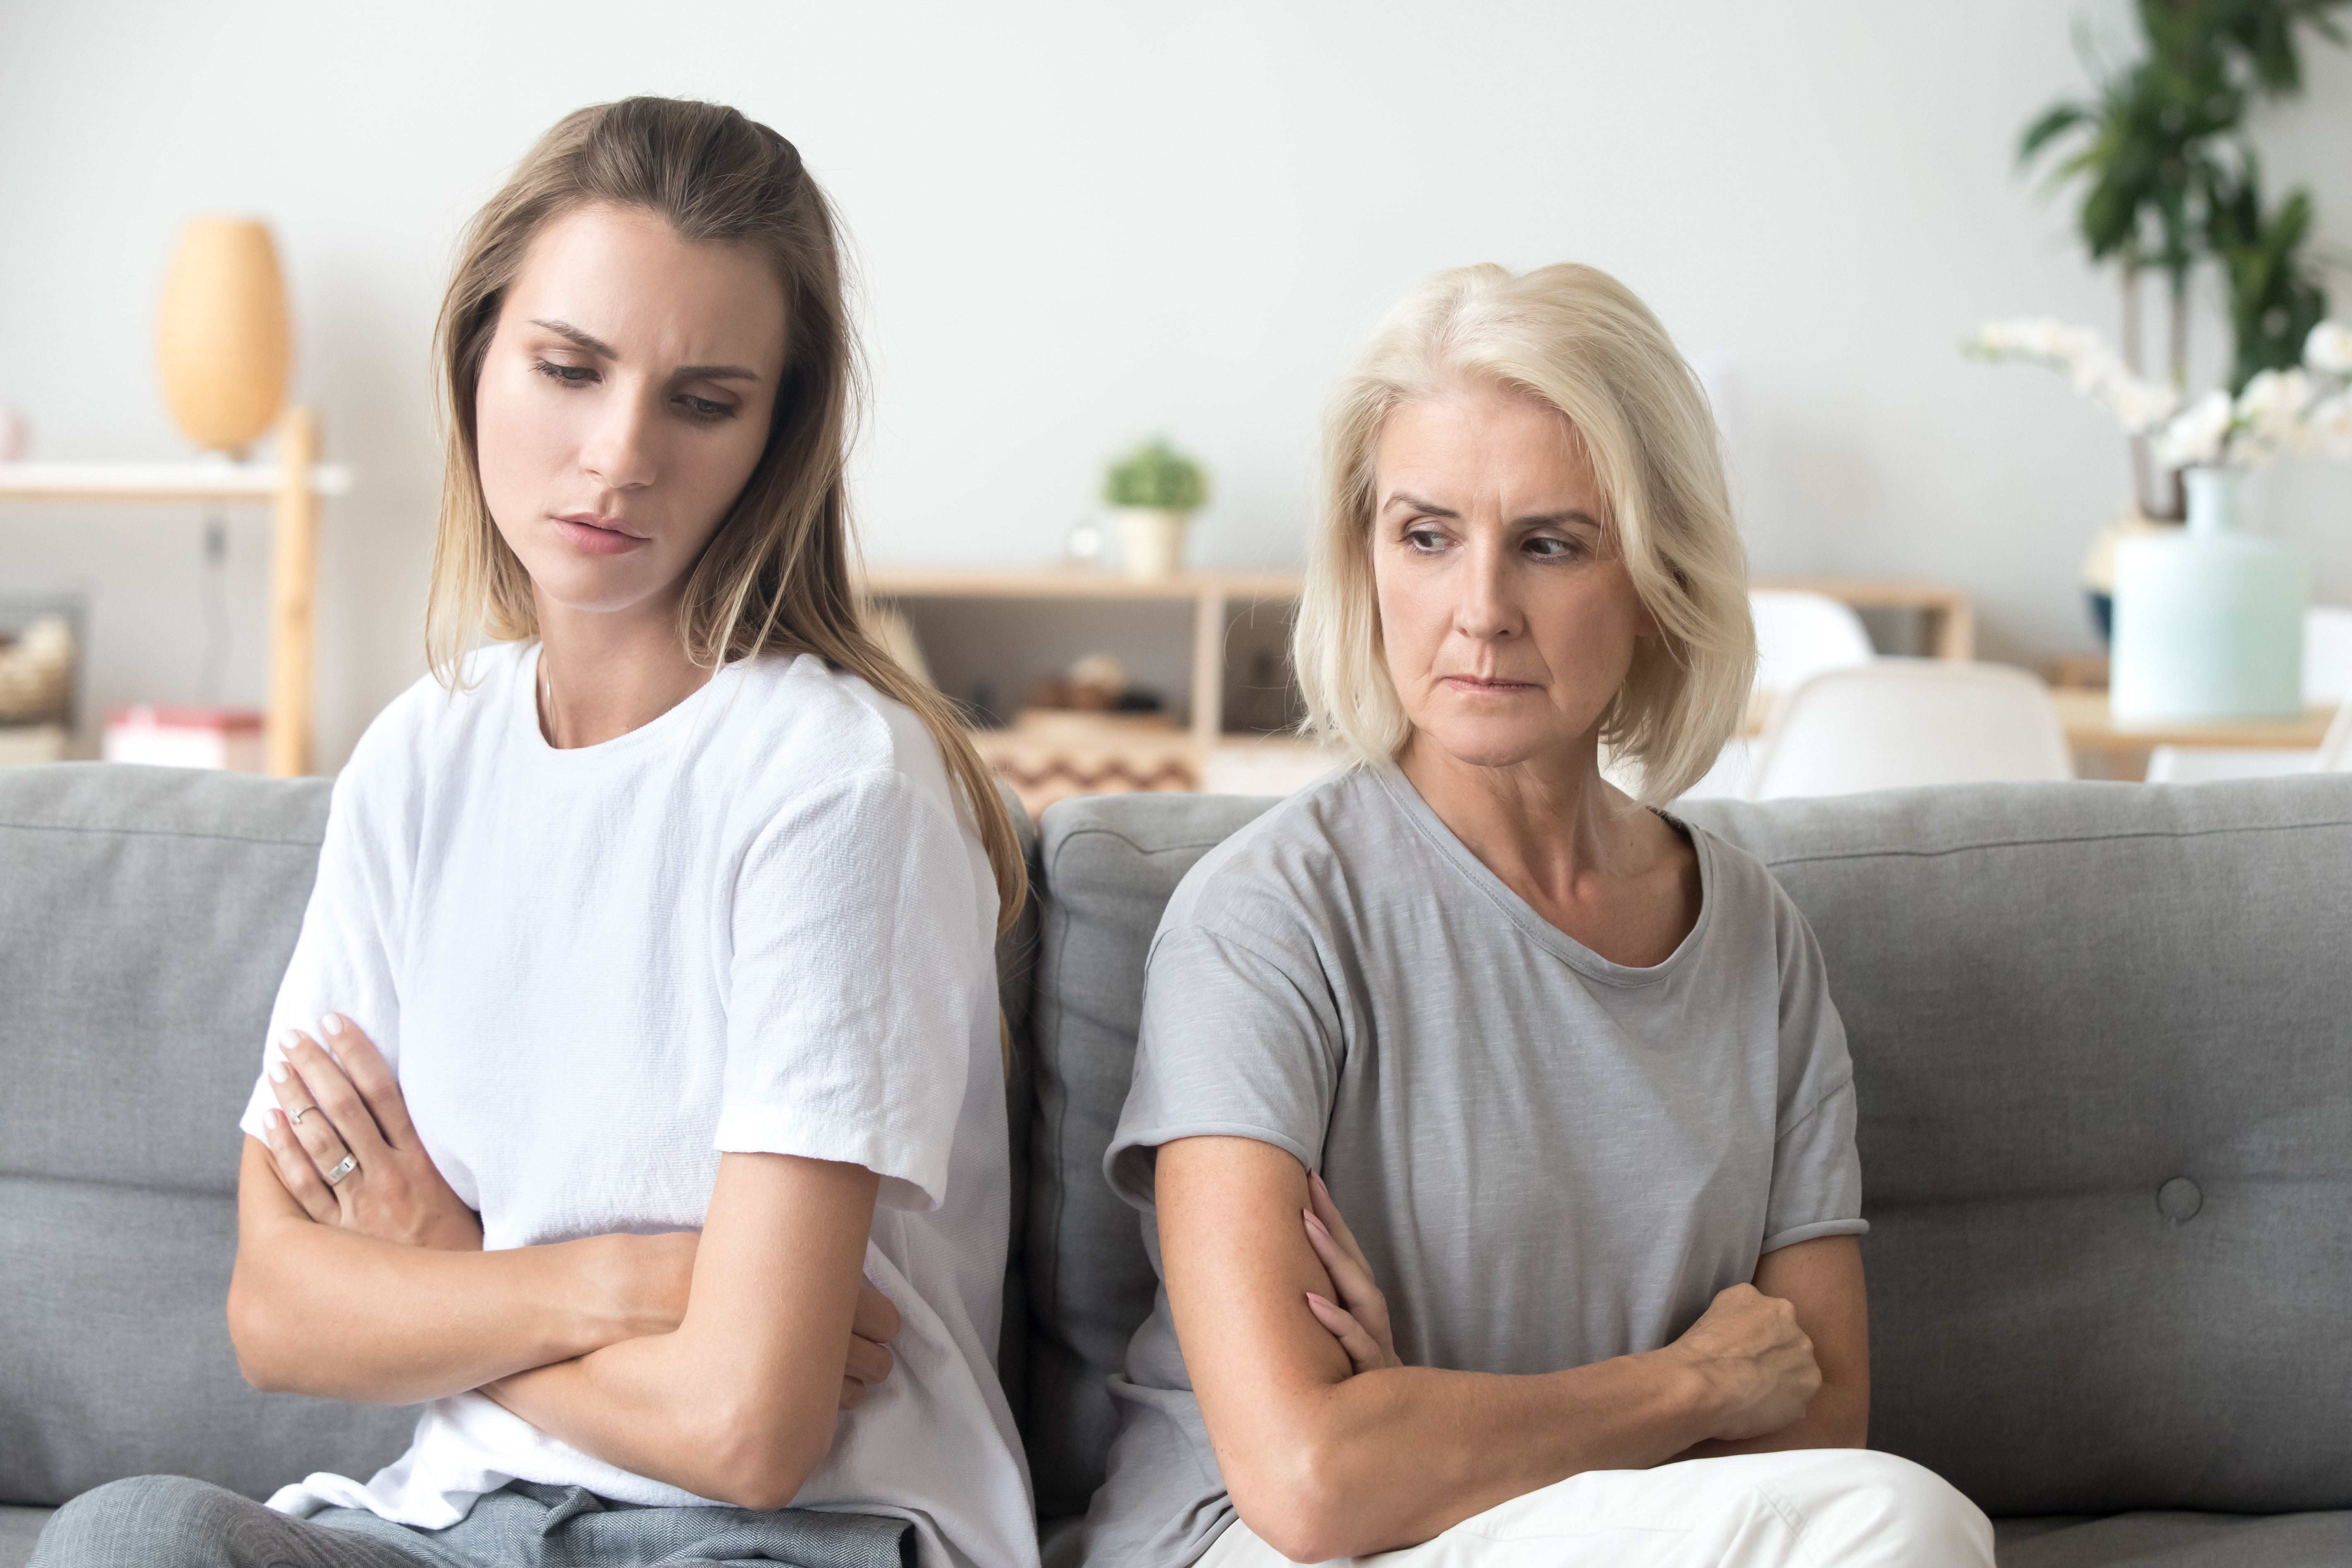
[1992,1510,2352,1566]
[1680,778,2352,1516]
[1017,795,1276,1520]
[1015,778,2352,1524]
[0,765,416,1504]
[0,1506,53,1568]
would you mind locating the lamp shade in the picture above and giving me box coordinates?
[156,217,291,455]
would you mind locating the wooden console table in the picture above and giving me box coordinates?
[0,407,350,776]
[2052,690,2340,780]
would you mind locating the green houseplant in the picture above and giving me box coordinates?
[2015,0,2346,518]
[1103,438,1210,579]
[1975,0,2351,720]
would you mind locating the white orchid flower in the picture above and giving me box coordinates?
[2308,393,2352,460]
[1967,317,2179,434]
[2154,390,2233,468]
[2236,369,2315,456]
[2305,320,2352,377]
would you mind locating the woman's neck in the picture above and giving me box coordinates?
[1398,730,1697,966]
[532,590,717,749]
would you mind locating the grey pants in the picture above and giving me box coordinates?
[29,1476,916,1568]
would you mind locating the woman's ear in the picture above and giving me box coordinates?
[1632,593,1662,640]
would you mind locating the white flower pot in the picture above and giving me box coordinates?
[1116,508,1192,580]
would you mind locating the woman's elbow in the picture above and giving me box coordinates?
[1229,1436,1377,1564]
[225,1269,300,1394]
[693,1394,838,1512]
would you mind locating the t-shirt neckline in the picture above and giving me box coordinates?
[1366,758,1716,988]
[509,640,739,771]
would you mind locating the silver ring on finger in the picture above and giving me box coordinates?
[323,1155,359,1186]
[290,1104,318,1126]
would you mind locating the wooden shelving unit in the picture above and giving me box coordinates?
[865,566,1304,747]
[0,408,351,775]
[865,566,1979,812]
[863,566,1321,813]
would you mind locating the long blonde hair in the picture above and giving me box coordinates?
[1292,263,1754,804]
[424,97,1024,929]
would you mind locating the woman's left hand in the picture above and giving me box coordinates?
[262,1014,484,1252]
[1300,1170,1403,1373]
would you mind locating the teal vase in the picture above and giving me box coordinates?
[2111,468,2307,722]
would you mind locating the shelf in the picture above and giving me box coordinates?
[0,460,352,503]
[0,410,336,776]
[973,712,1338,817]
[863,566,1303,602]
[867,565,1306,747]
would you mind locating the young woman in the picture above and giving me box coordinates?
[1079,265,1995,1568]
[33,99,1036,1568]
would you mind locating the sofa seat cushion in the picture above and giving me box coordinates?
[0,1507,53,1568]
[1994,1510,2352,1565]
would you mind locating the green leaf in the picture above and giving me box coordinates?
[2019,102,2090,164]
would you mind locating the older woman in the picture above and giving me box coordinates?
[1077,265,1993,1568]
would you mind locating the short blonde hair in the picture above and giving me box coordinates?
[1291,263,1754,804]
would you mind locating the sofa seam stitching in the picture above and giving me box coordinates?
[1755,816,2352,869]
[0,820,321,849]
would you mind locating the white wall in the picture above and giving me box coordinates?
[4,0,2350,768]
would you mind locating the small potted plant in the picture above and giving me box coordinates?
[1103,438,1208,580]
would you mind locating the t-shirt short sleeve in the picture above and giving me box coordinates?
[236,703,417,1147]
[718,767,989,1213]
[1757,877,1867,1255]
[1106,915,1343,1209]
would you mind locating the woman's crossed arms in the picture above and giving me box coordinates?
[232,1015,901,1510]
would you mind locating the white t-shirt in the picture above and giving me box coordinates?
[236,641,1036,1568]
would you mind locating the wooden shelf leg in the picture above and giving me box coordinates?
[1191,588,1228,749]
[266,407,320,777]
[1933,597,1976,661]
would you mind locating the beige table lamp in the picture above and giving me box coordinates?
[156,218,290,457]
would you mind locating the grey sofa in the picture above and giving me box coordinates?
[4,764,2348,1568]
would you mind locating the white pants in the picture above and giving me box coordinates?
[1196,1450,1994,1568]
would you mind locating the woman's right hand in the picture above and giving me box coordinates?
[262,1015,482,1252]
[1663,1282,1822,1440]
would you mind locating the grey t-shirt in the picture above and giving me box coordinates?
[1076,763,1865,1568]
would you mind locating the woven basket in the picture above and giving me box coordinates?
[0,617,74,726]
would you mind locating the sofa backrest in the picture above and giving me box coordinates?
[0,764,1041,1508]
[12,763,2350,1522]
[1012,778,2352,1522]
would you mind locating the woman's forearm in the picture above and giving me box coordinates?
[1668,1385,1866,1462]
[484,1153,877,1512]
[484,1322,842,1511]
[229,1139,680,1403]
[1161,1138,1839,1562]
[1229,1349,1718,1561]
